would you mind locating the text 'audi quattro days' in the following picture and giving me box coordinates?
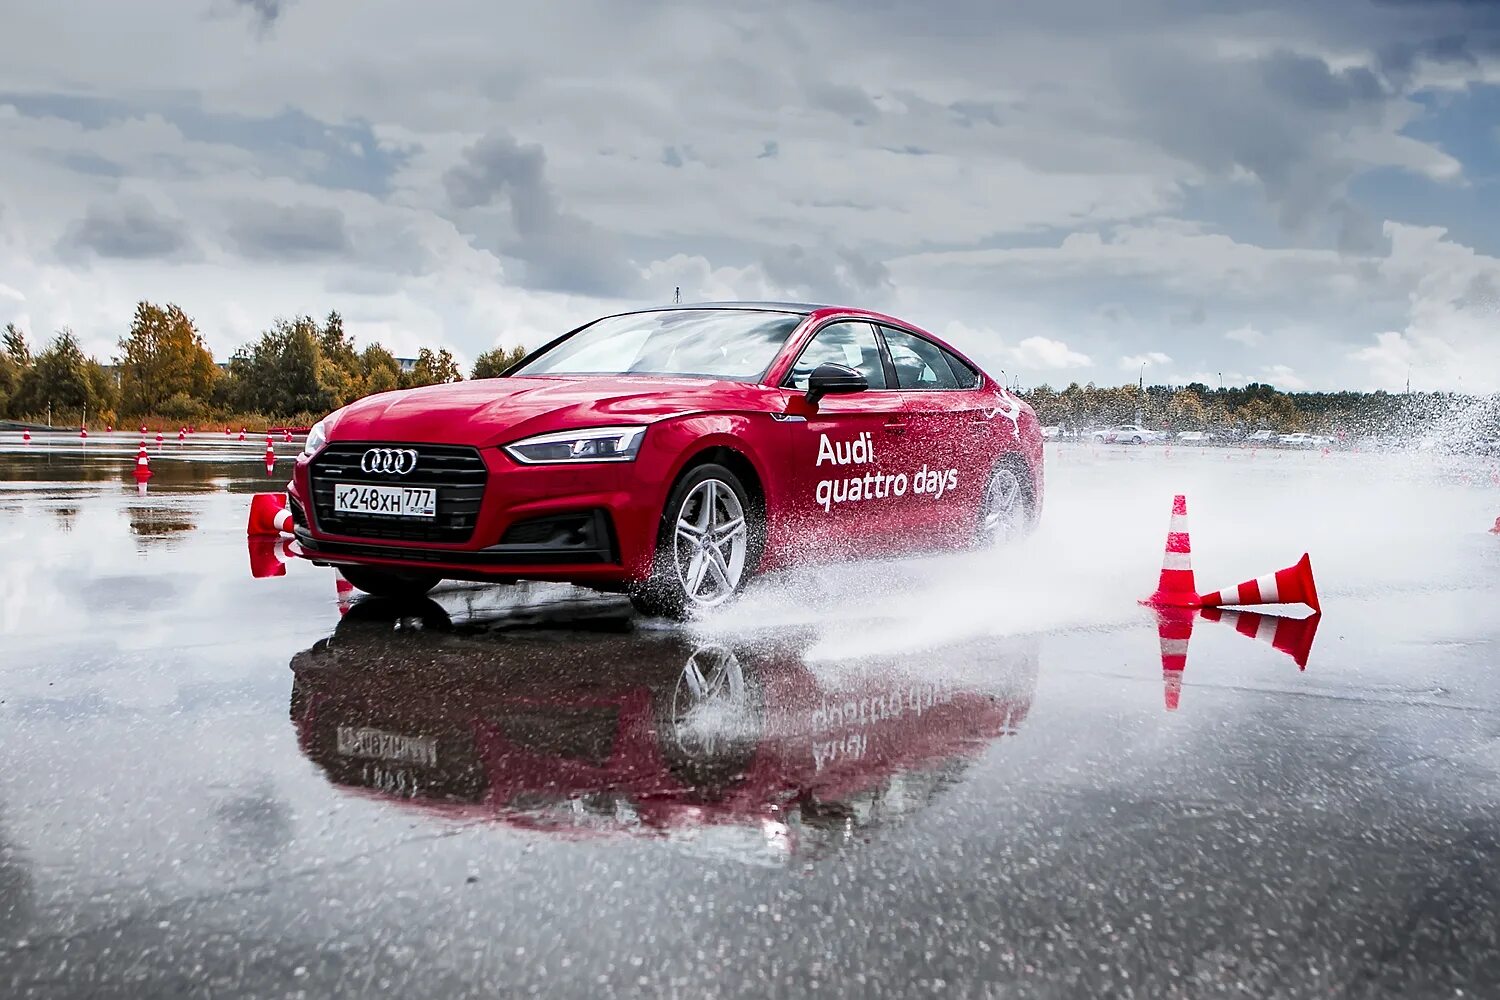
[287,302,1045,617]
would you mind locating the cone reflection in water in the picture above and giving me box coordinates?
[1143,493,1197,607]
[248,535,300,579]
[1155,607,1195,711]
[1198,552,1320,613]
[1199,607,1323,670]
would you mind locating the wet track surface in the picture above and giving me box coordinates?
[2,432,1500,997]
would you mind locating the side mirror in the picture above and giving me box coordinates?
[805,362,868,406]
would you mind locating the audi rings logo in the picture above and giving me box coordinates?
[360,447,419,475]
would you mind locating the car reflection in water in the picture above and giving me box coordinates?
[289,591,1040,862]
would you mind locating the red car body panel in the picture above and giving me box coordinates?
[288,305,1044,587]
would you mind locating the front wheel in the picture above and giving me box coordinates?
[337,566,442,600]
[631,463,757,620]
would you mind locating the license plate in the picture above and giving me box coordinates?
[336,725,438,766]
[334,483,436,518]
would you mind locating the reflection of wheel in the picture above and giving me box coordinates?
[655,644,763,798]
[338,566,442,599]
[331,596,453,645]
[631,463,755,619]
[978,460,1035,546]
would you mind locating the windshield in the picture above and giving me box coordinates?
[512,309,803,381]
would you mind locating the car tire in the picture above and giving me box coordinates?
[977,458,1036,547]
[337,566,443,600]
[1132,435,1143,444]
[631,463,757,620]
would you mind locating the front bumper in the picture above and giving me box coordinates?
[288,443,668,586]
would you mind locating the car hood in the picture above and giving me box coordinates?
[326,375,768,447]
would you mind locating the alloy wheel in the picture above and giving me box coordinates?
[672,478,749,608]
[981,466,1027,545]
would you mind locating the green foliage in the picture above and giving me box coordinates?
[225,316,333,416]
[15,329,114,420]
[316,310,366,407]
[470,344,527,379]
[117,302,218,414]
[400,347,463,388]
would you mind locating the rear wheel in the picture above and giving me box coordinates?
[337,566,442,600]
[631,463,756,619]
[977,460,1035,547]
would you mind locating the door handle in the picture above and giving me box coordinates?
[884,419,907,436]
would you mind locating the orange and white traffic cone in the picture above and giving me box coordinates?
[238,427,246,441]
[265,442,276,476]
[133,447,153,483]
[1199,607,1322,670]
[178,427,186,442]
[283,429,292,443]
[79,426,87,440]
[155,431,163,446]
[248,492,294,536]
[248,535,301,579]
[140,424,147,435]
[1198,553,1320,613]
[335,573,356,615]
[1142,494,1197,607]
[21,429,30,443]
[1155,607,1194,712]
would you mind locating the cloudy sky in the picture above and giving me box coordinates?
[2,0,1499,391]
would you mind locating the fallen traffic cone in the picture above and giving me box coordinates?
[1155,607,1194,712]
[248,492,294,536]
[335,573,356,615]
[133,448,153,483]
[1198,552,1320,613]
[1142,494,1197,607]
[248,535,301,579]
[1199,607,1322,670]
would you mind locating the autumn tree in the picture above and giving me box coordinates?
[470,345,527,379]
[401,347,463,388]
[361,343,402,395]
[317,310,366,407]
[116,302,218,415]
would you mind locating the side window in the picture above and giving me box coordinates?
[880,326,959,390]
[942,349,981,389]
[784,321,889,390]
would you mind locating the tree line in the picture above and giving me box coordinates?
[0,303,527,426]
[1021,381,1499,438]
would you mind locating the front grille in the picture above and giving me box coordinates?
[310,443,487,543]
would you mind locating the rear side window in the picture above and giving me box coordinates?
[880,326,959,390]
[943,350,981,389]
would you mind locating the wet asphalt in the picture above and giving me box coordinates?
[2,432,1499,998]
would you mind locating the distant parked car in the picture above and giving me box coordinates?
[1246,429,1276,445]
[1175,431,1216,443]
[1278,433,1330,448]
[1042,425,1063,440]
[1095,424,1165,445]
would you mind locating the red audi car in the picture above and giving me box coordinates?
[288,302,1044,616]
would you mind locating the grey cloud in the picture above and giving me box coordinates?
[443,130,638,296]
[231,0,288,33]
[662,146,684,168]
[226,203,350,261]
[759,245,895,304]
[56,197,195,261]
[1170,303,1207,327]
[757,141,779,159]
[1330,199,1390,256]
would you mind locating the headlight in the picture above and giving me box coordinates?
[504,425,647,464]
[302,418,330,458]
